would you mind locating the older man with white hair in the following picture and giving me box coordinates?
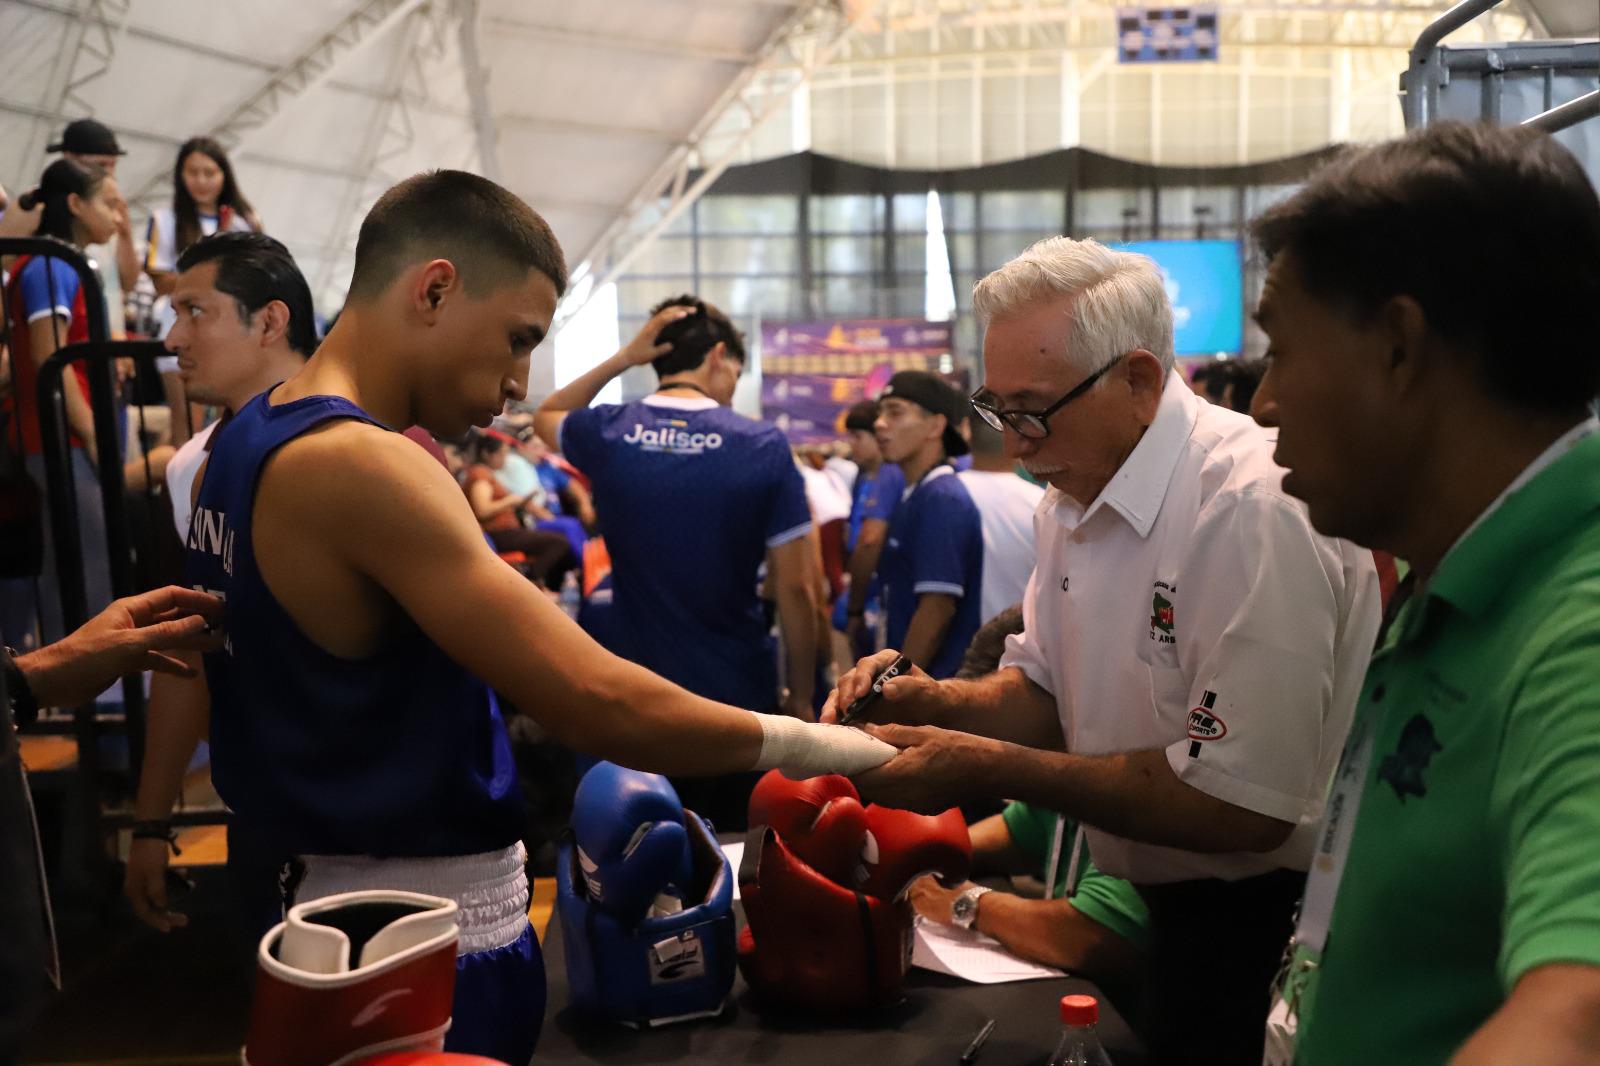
[825,236,1381,1063]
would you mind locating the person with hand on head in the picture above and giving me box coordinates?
[825,236,1380,1064]
[186,171,888,1064]
[123,231,315,938]
[534,295,823,831]
[2,586,222,1062]
[1251,123,1600,1066]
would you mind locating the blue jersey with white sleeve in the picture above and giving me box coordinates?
[560,395,812,710]
[185,391,524,861]
[849,462,905,551]
[878,464,984,679]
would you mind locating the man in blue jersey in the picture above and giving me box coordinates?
[533,295,820,830]
[836,399,903,658]
[183,173,891,1064]
[872,371,984,679]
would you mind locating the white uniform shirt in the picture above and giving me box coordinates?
[1000,372,1380,884]
[957,468,1047,623]
[166,420,216,539]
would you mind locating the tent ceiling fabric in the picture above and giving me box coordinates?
[0,0,1586,315]
[0,0,803,312]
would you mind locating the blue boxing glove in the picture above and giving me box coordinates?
[571,762,695,927]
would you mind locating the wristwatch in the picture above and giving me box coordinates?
[950,884,992,931]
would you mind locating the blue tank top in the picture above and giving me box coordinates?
[185,391,523,860]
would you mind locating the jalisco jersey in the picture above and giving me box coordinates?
[1001,372,1380,883]
[560,395,812,710]
[186,391,523,860]
[878,464,985,680]
[1295,426,1600,1064]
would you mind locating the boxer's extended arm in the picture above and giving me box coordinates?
[265,424,889,777]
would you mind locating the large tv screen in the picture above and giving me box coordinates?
[1115,239,1243,356]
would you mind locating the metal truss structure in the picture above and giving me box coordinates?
[120,0,433,207]
[553,0,881,330]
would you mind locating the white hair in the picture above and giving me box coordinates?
[972,236,1176,376]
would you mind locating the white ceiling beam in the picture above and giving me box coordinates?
[455,0,502,182]
[483,17,758,65]
[499,112,683,142]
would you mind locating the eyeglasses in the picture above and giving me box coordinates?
[969,353,1126,440]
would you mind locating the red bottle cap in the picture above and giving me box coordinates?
[1061,994,1099,1026]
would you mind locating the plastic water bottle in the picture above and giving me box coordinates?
[1047,994,1114,1066]
[559,570,581,619]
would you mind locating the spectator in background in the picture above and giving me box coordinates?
[145,137,261,297]
[534,297,819,830]
[797,443,853,605]
[146,137,260,444]
[872,370,984,679]
[1,159,122,646]
[48,119,139,340]
[507,427,592,561]
[463,433,575,590]
[956,417,1045,624]
[123,231,316,937]
[838,398,904,656]
[1220,358,1266,414]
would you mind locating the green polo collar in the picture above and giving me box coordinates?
[1424,433,1600,620]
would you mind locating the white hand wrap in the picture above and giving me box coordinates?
[752,715,897,779]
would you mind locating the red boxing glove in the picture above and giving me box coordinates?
[747,770,870,888]
[737,826,911,1011]
[361,1049,505,1056]
[853,805,972,901]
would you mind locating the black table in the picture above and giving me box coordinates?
[537,883,1146,1065]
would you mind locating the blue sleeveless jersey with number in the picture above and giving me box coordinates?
[185,391,524,860]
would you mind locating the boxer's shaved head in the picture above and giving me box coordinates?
[346,169,568,303]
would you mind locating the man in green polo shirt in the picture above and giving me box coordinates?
[1249,121,1600,1063]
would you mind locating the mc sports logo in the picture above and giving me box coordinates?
[1187,690,1226,758]
[622,418,724,455]
[1150,581,1176,644]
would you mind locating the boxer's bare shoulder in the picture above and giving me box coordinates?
[253,417,482,659]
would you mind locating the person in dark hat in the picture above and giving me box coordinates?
[871,370,984,679]
[48,118,139,338]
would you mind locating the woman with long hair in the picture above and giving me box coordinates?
[145,137,261,443]
[144,137,259,297]
[2,158,123,643]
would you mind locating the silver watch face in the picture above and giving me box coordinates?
[952,892,977,926]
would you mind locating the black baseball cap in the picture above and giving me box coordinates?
[878,370,970,457]
[844,400,880,433]
[48,118,125,156]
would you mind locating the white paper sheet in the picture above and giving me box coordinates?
[910,915,1067,984]
[720,841,745,900]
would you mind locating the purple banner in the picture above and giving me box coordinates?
[760,318,953,445]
